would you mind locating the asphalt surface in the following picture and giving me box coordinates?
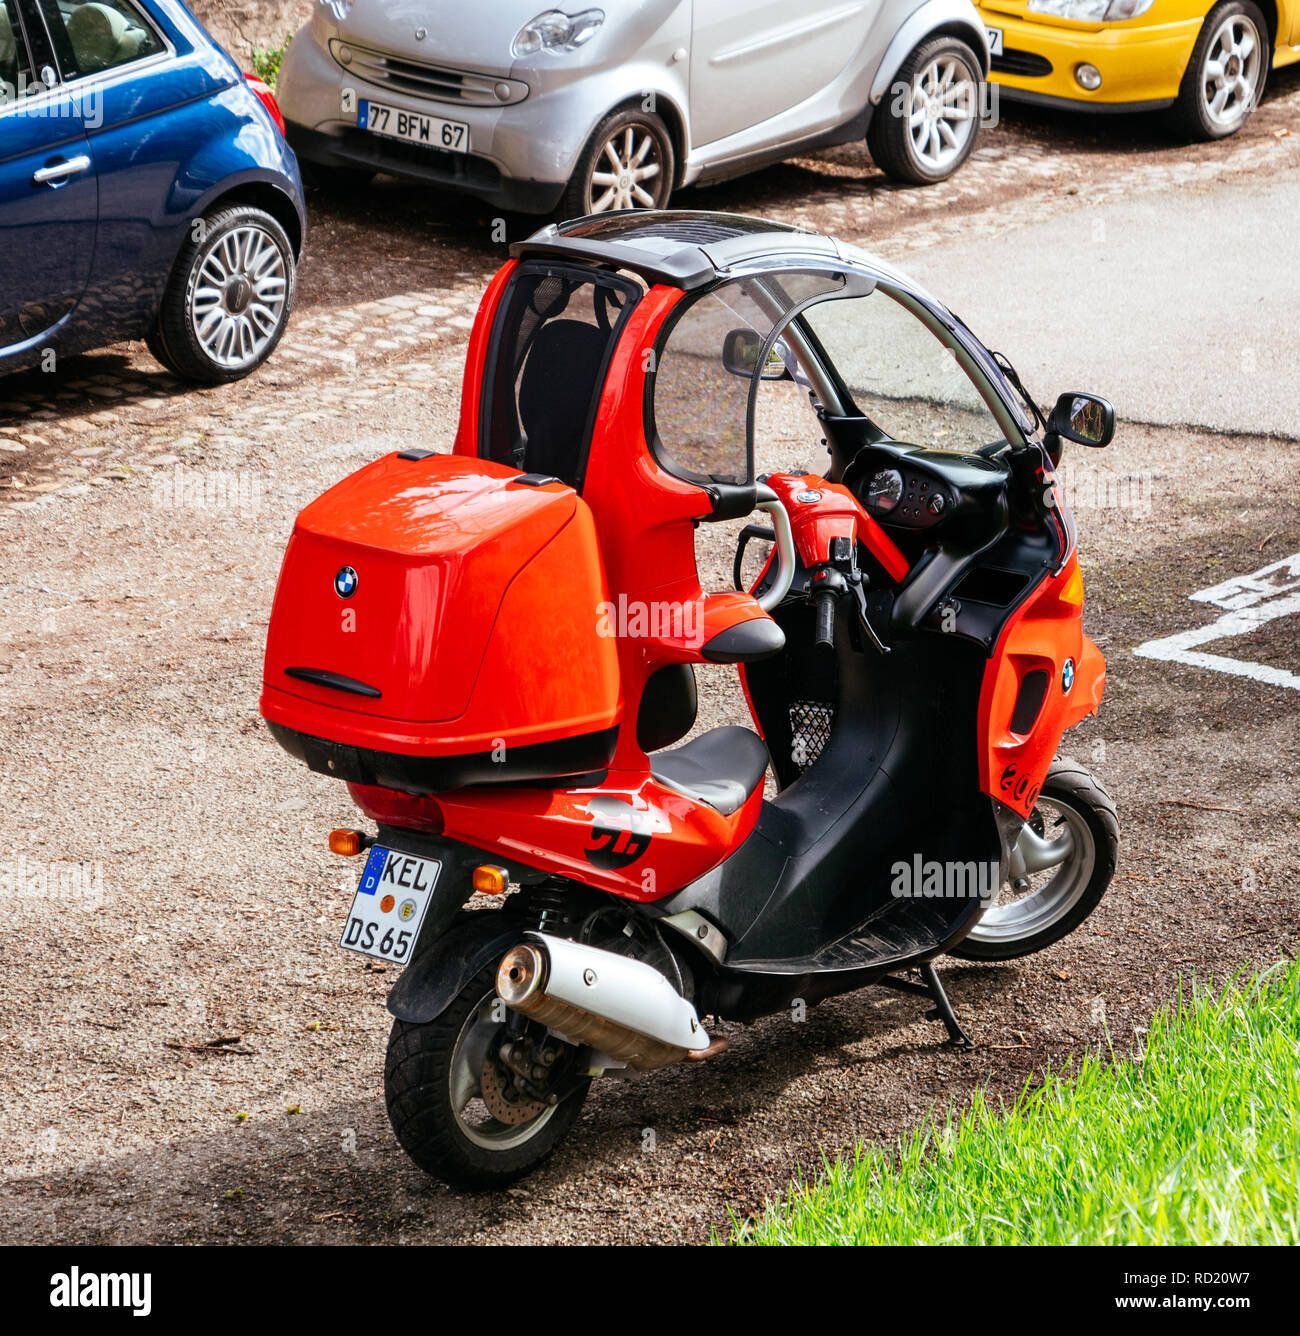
[1,90,1297,1245]
[903,168,1300,439]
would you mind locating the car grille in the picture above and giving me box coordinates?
[992,48,1054,78]
[329,39,524,106]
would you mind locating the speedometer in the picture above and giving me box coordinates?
[866,468,903,514]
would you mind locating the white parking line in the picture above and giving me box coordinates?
[1134,553,1300,691]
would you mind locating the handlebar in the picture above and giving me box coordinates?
[752,484,795,613]
[814,590,836,650]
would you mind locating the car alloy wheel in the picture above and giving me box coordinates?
[588,123,668,212]
[1198,10,1263,132]
[906,54,978,175]
[188,223,290,371]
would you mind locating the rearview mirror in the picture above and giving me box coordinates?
[722,328,791,381]
[1048,392,1115,448]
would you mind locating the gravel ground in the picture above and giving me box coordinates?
[0,90,1297,1244]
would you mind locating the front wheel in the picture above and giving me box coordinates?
[952,758,1118,961]
[1168,1,1269,141]
[384,964,590,1187]
[867,37,982,185]
[559,107,675,219]
[149,205,296,385]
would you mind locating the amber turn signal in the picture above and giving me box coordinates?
[329,829,364,857]
[472,864,509,895]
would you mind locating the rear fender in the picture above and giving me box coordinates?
[386,912,523,1023]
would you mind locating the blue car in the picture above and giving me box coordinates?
[1,0,305,384]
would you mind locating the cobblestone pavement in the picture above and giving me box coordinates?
[1,75,1297,513]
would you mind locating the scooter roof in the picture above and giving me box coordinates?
[512,210,855,292]
[508,210,1038,445]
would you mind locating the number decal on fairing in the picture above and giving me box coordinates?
[1000,764,1040,810]
[582,797,658,870]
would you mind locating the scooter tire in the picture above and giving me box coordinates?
[951,758,1118,962]
[384,964,590,1188]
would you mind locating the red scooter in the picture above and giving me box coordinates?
[261,212,1119,1186]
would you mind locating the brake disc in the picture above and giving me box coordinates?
[480,1055,547,1126]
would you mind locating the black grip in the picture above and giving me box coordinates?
[814,590,836,650]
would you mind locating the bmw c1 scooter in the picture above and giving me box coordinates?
[260,212,1119,1187]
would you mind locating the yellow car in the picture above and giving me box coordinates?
[977,0,1300,137]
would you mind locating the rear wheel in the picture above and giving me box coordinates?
[560,107,675,220]
[1169,1,1268,141]
[953,758,1118,961]
[867,37,982,185]
[384,965,590,1187]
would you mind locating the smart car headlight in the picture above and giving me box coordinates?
[1026,0,1153,18]
[512,9,605,57]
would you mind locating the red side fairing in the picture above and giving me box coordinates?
[978,555,1105,818]
[350,772,764,902]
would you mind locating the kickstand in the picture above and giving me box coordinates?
[919,963,974,1050]
[879,963,974,1051]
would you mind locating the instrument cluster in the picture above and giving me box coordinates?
[863,466,954,530]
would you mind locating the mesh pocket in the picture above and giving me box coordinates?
[789,700,834,772]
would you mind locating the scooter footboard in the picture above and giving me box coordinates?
[675,600,1002,965]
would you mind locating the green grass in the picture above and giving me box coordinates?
[728,962,1300,1245]
[251,35,292,90]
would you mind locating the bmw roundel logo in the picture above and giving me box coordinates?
[334,565,359,599]
[1062,658,1075,694]
[795,489,823,504]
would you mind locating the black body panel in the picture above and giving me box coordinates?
[266,720,618,795]
[660,596,1000,1016]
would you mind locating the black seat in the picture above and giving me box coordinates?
[649,726,769,816]
[517,319,607,486]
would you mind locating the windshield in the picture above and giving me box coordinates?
[649,265,1022,496]
[649,270,849,487]
[801,287,1014,453]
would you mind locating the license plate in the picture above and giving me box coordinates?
[986,26,1004,57]
[339,846,440,963]
[358,98,469,154]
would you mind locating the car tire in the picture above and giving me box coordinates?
[559,106,675,220]
[1169,0,1269,141]
[149,204,296,385]
[867,36,983,185]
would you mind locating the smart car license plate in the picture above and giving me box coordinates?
[358,99,468,153]
[339,846,440,963]
[985,26,1004,56]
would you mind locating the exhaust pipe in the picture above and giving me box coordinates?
[496,932,711,1071]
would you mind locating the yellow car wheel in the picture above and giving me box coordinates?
[1171,0,1269,139]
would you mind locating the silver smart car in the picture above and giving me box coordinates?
[278,0,991,215]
